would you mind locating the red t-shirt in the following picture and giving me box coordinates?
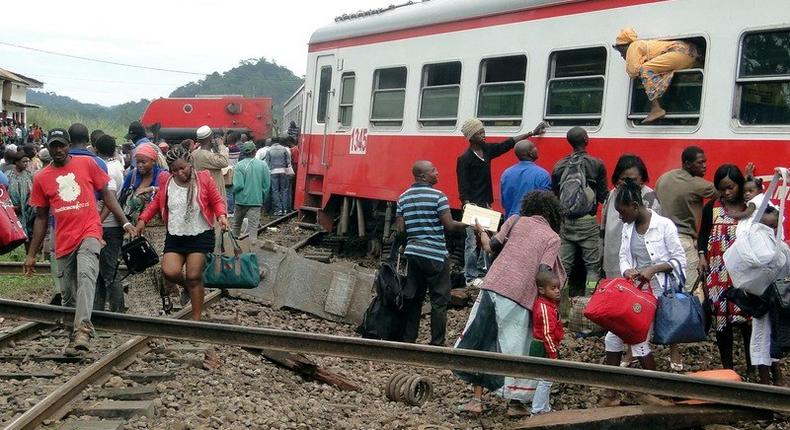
[30,156,109,258]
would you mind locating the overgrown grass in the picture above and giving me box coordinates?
[0,246,52,298]
[0,245,26,262]
[0,275,52,299]
[27,107,127,140]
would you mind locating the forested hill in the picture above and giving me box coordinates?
[26,58,303,139]
[26,91,149,139]
[170,58,304,118]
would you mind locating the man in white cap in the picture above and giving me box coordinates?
[191,125,229,200]
[456,118,547,287]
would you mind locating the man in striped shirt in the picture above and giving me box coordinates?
[396,160,466,346]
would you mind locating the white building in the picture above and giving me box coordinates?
[0,67,43,125]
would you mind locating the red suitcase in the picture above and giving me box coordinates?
[584,278,657,344]
[0,185,27,255]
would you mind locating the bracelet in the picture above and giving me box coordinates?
[697,250,705,255]
[123,222,133,229]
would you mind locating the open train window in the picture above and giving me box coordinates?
[370,66,407,127]
[628,36,707,126]
[476,55,527,127]
[544,47,606,127]
[338,73,355,127]
[736,29,790,126]
[419,61,462,127]
[316,66,332,124]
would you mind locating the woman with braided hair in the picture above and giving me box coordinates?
[136,146,229,320]
[599,179,686,405]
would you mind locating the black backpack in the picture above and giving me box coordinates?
[356,239,407,341]
[769,279,790,355]
[558,153,595,218]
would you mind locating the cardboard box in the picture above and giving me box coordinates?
[461,205,502,232]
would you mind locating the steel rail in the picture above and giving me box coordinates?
[2,291,222,430]
[237,210,297,241]
[0,261,128,276]
[0,321,54,348]
[2,298,788,413]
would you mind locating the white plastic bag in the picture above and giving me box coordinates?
[724,168,788,295]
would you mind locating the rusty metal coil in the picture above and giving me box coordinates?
[385,372,433,406]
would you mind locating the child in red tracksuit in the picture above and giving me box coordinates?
[530,270,564,415]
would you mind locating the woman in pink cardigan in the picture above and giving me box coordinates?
[136,146,228,320]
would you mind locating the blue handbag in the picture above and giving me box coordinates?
[652,259,707,345]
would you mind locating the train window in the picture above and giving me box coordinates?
[371,66,407,126]
[419,62,462,127]
[628,37,707,126]
[338,73,355,127]
[316,66,332,124]
[544,47,606,127]
[737,29,790,126]
[477,55,527,127]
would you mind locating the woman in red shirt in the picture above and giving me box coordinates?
[136,146,228,320]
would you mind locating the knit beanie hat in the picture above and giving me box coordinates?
[461,118,484,140]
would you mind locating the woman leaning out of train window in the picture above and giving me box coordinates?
[599,179,686,406]
[454,190,566,417]
[135,146,228,321]
[119,143,165,225]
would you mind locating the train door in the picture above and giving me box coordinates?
[306,55,335,175]
[298,54,335,230]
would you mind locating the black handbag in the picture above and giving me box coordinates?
[723,287,771,318]
[120,236,160,278]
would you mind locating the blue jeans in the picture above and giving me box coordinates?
[271,174,291,213]
[464,226,489,281]
[531,380,552,414]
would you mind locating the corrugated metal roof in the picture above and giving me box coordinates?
[0,67,43,87]
[309,0,583,45]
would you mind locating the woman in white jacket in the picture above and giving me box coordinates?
[601,180,687,404]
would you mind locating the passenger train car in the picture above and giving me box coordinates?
[295,0,790,238]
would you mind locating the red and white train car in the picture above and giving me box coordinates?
[295,0,790,237]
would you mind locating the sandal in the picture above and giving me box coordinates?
[458,398,484,415]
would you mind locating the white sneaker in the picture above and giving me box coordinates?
[466,278,484,288]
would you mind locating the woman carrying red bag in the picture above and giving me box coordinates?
[600,180,686,405]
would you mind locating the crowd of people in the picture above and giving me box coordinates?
[0,119,296,353]
[395,117,787,417]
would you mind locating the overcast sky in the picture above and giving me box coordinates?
[1,0,391,106]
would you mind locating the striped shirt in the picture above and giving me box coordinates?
[396,183,450,263]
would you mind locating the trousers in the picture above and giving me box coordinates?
[57,237,102,335]
[233,205,262,242]
[271,174,291,213]
[464,226,489,281]
[93,227,124,312]
[559,215,601,296]
[403,255,451,346]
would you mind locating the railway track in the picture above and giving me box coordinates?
[3,299,789,415]
[0,291,222,429]
[0,262,128,277]
[0,213,322,428]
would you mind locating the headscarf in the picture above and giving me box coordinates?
[135,143,159,161]
[38,148,52,164]
[615,27,638,46]
[241,141,256,154]
[165,146,196,222]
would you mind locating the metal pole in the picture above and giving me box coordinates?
[2,298,789,413]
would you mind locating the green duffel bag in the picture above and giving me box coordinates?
[203,230,261,289]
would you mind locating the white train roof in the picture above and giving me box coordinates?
[309,0,583,45]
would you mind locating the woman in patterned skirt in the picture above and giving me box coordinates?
[698,164,751,375]
[613,27,700,123]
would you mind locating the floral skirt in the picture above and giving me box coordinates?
[639,42,699,101]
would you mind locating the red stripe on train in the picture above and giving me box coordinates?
[308,0,665,52]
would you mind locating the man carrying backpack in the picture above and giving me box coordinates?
[551,127,608,298]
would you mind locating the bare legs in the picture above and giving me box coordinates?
[643,99,667,124]
[161,252,208,320]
